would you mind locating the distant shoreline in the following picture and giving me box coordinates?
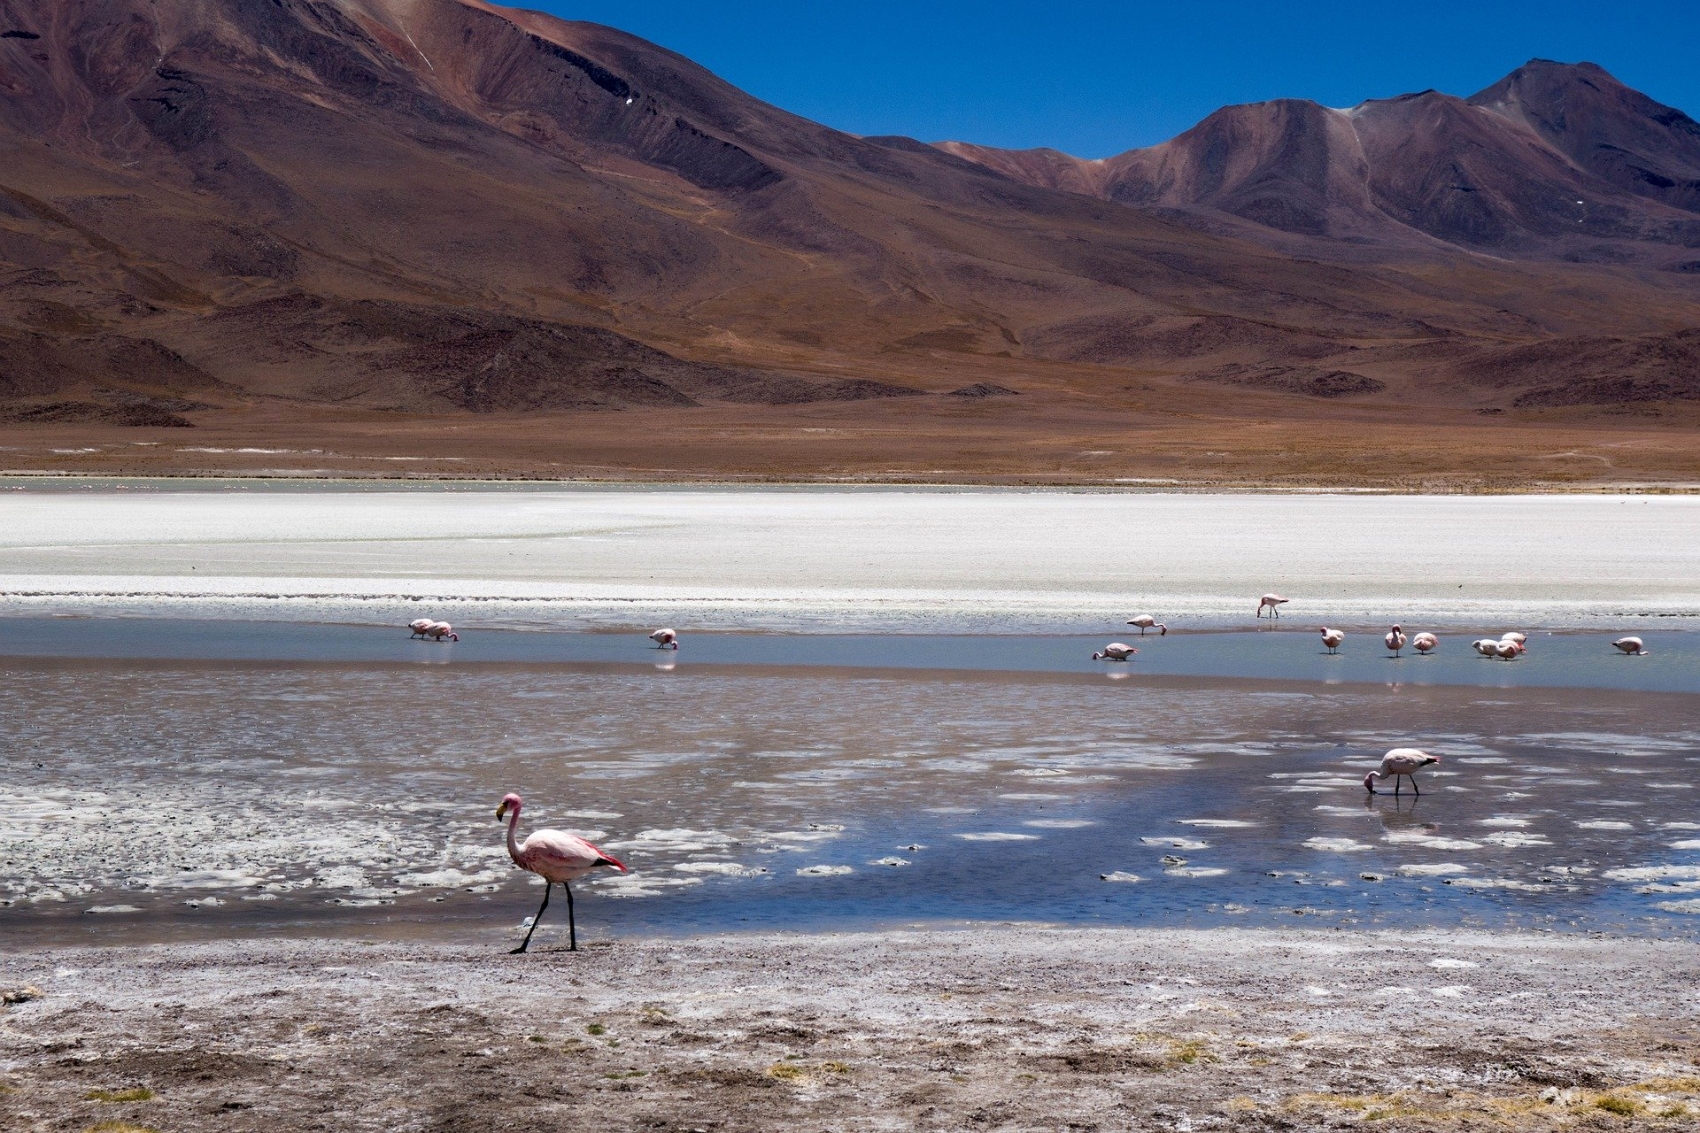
[7,470,1700,494]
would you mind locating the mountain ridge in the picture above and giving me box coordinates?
[0,1,1698,485]
[936,59,1700,265]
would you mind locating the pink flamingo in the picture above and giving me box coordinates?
[1612,636,1647,655]
[425,621,458,642]
[498,793,627,953]
[408,618,433,638]
[1319,627,1345,653]
[1092,642,1138,661]
[649,628,679,650]
[1412,632,1438,655]
[1384,624,1408,657]
[1257,593,1289,619]
[1364,748,1440,796]
[1126,615,1167,636]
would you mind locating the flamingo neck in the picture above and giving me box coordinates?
[505,805,523,862]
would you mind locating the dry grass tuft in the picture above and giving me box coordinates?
[1167,1038,1214,1066]
[83,1088,155,1103]
[83,1124,160,1133]
[766,1063,805,1081]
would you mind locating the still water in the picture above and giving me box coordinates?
[4,619,1697,948]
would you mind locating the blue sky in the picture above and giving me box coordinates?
[525,2,1697,158]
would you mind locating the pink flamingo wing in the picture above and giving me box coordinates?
[521,830,628,873]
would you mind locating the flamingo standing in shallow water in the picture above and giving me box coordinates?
[425,621,458,642]
[1126,615,1167,636]
[1493,639,1524,660]
[1092,642,1138,661]
[1472,638,1499,657]
[1257,593,1289,619]
[1384,624,1408,657]
[1320,627,1345,654]
[1364,749,1440,796]
[649,628,679,650]
[498,793,627,953]
[408,618,433,639]
[1412,632,1438,655]
[1613,636,1647,655]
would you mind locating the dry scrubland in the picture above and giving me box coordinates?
[6,387,1700,489]
[3,929,1699,1132]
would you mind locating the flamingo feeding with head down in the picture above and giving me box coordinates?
[1612,636,1648,655]
[425,621,458,642]
[649,628,679,650]
[1493,639,1524,660]
[408,618,433,639]
[1092,642,1138,661]
[1126,615,1167,636]
[497,793,627,953]
[1364,748,1440,796]
[1320,627,1345,654]
[1384,624,1408,657]
[1257,593,1289,619]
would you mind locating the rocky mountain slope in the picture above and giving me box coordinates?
[0,0,1697,456]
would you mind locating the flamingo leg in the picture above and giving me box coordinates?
[512,882,551,954]
[565,881,577,952]
[1393,774,1402,797]
[1411,775,1421,797]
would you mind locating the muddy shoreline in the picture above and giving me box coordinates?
[3,928,1698,1131]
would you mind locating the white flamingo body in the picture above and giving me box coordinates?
[1412,632,1438,654]
[1364,748,1440,795]
[1472,638,1499,657]
[425,621,458,642]
[649,628,679,650]
[1493,639,1523,660]
[1500,632,1527,645]
[408,618,434,638]
[498,793,627,953]
[1384,624,1408,657]
[1257,593,1289,619]
[1612,636,1647,655]
[1320,627,1345,653]
[1093,642,1138,661]
[1126,615,1167,636]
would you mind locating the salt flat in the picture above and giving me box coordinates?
[1,485,1696,630]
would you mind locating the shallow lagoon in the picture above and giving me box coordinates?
[2,484,1697,949]
[3,628,1697,947]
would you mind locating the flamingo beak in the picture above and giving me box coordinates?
[496,802,509,820]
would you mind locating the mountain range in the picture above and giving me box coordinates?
[1,0,1698,481]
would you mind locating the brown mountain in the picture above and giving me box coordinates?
[940,62,1700,264]
[1,1,1698,485]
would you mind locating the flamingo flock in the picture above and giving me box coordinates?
[442,590,1659,953]
[408,618,458,642]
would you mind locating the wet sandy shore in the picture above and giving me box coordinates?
[3,928,1698,1132]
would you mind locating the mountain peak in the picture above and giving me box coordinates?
[1471,58,1700,213]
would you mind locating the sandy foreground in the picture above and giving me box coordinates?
[3,929,1698,1132]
